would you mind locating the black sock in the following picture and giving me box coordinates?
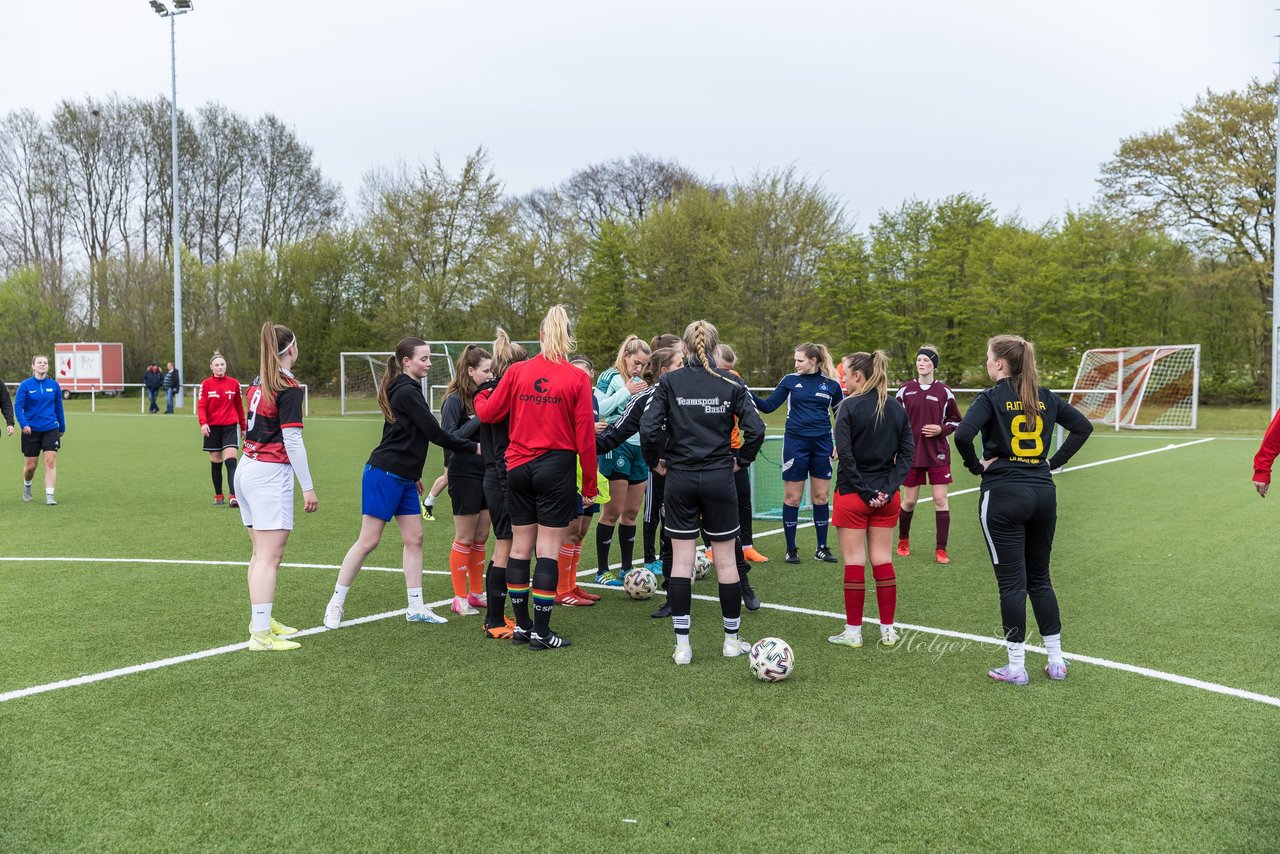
[211,461,223,495]
[719,582,742,635]
[660,532,673,590]
[669,577,692,638]
[936,510,950,550]
[531,556,558,637]
[485,561,507,627]
[224,457,238,495]
[618,524,636,571]
[506,557,532,631]
[595,523,615,575]
[899,508,914,540]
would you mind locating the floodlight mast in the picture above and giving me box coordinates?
[1273,27,1280,414]
[148,0,193,408]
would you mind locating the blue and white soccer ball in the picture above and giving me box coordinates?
[694,545,713,580]
[623,567,657,600]
[749,637,795,682]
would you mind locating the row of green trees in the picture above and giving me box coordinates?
[0,78,1273,400]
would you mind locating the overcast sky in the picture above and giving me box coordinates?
[3,1,1274,228]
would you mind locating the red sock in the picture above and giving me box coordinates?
[449,540,470,598]
[872,562,897,625]
[468,540,486,595]
[843,564,865,626]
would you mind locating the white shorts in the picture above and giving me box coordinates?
[234,456,295,531]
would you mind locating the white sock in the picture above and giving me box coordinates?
[250,603,273,633]
[24,479,32,487]
[331,583,350,605]
[1007,642,1026,671]
[46,488,54,496]
[676,635,691,650]
[845,624,861,635]
[424,497,435,508]
[1043,633,1064,666]
[407,587,423,608]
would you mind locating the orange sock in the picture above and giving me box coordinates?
[571,543,583,582]
[468,540,486,595]
[557,544,576,596]
[449,540,470,598]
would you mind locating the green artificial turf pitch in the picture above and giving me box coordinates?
[0,407,1276,851]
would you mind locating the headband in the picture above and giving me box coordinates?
[278,334,296,356]
[917,348,939,369]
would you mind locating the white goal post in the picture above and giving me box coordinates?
[340,341,540,416]
[1068,345,1200,430]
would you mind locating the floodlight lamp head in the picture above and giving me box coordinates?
[149,0,169,16]
[173,0,193,9]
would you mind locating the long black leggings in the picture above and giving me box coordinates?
[978,484,1061,645]
[734,463,754,547]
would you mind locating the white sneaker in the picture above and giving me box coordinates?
[828,627,863,647]
[45,494,57,506]
[22,483,32,502]
[407,605,448,624]
[450,596,479,616]
[722,636,752,658]
[880,626,898,647]
[673,645,693,665]
[323,601,344,630]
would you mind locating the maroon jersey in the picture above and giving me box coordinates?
[242,374,304,464]
[895,379,962,468]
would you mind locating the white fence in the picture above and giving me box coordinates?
[3,381,309,416]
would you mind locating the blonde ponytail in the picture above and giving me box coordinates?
[843,350,890,420]
[540,305,574,363]
[492,327,528,377]
[258,322,295,403]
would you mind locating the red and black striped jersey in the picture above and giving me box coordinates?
[242,374,304,464]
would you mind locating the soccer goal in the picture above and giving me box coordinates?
[749,436,812,521]
[1069,345,1200,429]
[339,341,540,416]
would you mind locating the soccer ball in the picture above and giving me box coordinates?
[749,637,794,682]
[694,545,713,580]
[622,567,657,600]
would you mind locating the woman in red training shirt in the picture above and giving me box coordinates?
[197,351,247,508]
[1252,407,1280,497]
[474,305,597,651]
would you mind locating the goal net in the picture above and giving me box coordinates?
[749,436,812,521]
[340,341,541,416]
[1068,345,1200,429]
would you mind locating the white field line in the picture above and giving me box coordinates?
[0,556,445,575]
[751,437,1215,538]
[2,549,1276,709]
[0,439,1261,707]
[0,599,451,704]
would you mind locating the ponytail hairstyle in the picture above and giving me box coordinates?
[540,305,574,363]
[569,355,594,372]
[988,334,1040,418]
[612,335,652,378]
[716,343,737,368]
[491,327,528,378]
[443,344,492,416]
[377,336,428,422]
[682,320,737,385]
[642,347,681,385]
[650,333,681,351]
[258,322,296,403]
[796,342,836,379]
[842,350,891,420]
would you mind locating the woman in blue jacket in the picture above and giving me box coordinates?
[753,342,843,564]
[15,354,66,505]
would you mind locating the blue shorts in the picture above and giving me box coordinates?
[361,465,420,521]
[781,435,833,481]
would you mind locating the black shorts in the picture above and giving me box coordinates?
[507,450,577,528]
[202,424,240,453]
[663,466,739,541]
[448,472,487,516]
[483,467,512,540]
[21,430,60,457]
